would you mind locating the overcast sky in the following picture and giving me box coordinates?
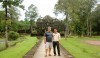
[19,0,100,20]
[97,0,100,2]
[20,0,63,20]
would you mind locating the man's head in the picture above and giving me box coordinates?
[54,28,58,33]
[47,26,51,32]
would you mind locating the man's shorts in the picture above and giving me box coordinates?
[45,42,52,49]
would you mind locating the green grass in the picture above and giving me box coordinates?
[0,38,5,50]
[60,36,100,58]
[0,41,18,51]
[0,36,26,51]
[0,43,5,51]
[0,36,38,58]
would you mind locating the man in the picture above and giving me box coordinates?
[53,28,61,56]
[44,26,53,57]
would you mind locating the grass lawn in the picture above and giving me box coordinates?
[0,38,5,50]
[0,36,27,51]
[0,36,38,58]
[60,36,100,58]
[0,43,5,51]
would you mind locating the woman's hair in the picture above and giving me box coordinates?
[54,27,58,30]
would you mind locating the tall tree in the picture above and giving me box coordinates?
[0,11,5,34]
[8,6,21,31]
[36,15,66,35]
[0,0,24,48]
[89,4,100,35]
[54,0,96,37]
[25,4,38,34]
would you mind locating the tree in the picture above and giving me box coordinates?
[25,4,38,34]
[0,11,5,35]
[8,6,20,24]
[0,0,24,48]
[54,0,96,37]
[36,15,66,36]
[8,6,21,31]
[89,4,100,35]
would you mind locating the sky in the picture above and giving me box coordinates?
[0,0,100,20]
[20,0,64,20]
[19,0,100,20]
[97,0,100,2]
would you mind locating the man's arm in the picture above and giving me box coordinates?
[52,33,54,40]
[44,33,46,44]
[44,36,46,44]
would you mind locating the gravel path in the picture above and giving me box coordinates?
[32,41,66,58]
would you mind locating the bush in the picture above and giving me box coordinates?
[75,24,83,36]
[8,31,19,41]
[32,30,37,34]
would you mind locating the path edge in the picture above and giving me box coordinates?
[23,37,42,58]
[60,43,74,58]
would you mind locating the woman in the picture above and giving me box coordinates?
[53,28,61,56]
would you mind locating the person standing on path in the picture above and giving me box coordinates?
[53,28,61,56]
[44,26,53,57]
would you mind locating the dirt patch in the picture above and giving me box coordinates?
[85,40,100,46]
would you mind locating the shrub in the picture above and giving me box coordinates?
[74,24,83,36]
[32,30,37,34]
[8,31,19,40]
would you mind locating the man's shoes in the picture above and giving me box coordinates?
[54,54,56,56]
[45,55,47,57]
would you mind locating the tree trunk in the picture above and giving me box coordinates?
[31,25,33,34]
[89,20,92,37]
[5,1,9,48]
[5,23,8,48]
[87,19,89,36]
[67,14,70,36]
[25,29,26,34]
[65,27,67,39]
[87,18,92,37]
[30,19,33,34]
[65,13,69,39]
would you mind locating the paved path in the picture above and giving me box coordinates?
[32,41,66,58]
[0,39,5,44]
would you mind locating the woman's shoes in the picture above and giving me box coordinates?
[58,54,61,56]
[49,54,52,56]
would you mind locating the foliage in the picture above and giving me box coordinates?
[90,4,100,35]
[8,31,19,40]
[25,4,38,34]
[74,23,83,36]
[54,0,97,36]
[36,15,66,35]
[8,6,20,22]
[25,4,38,21]
[0,11,5,32]
[1,0,24,8]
